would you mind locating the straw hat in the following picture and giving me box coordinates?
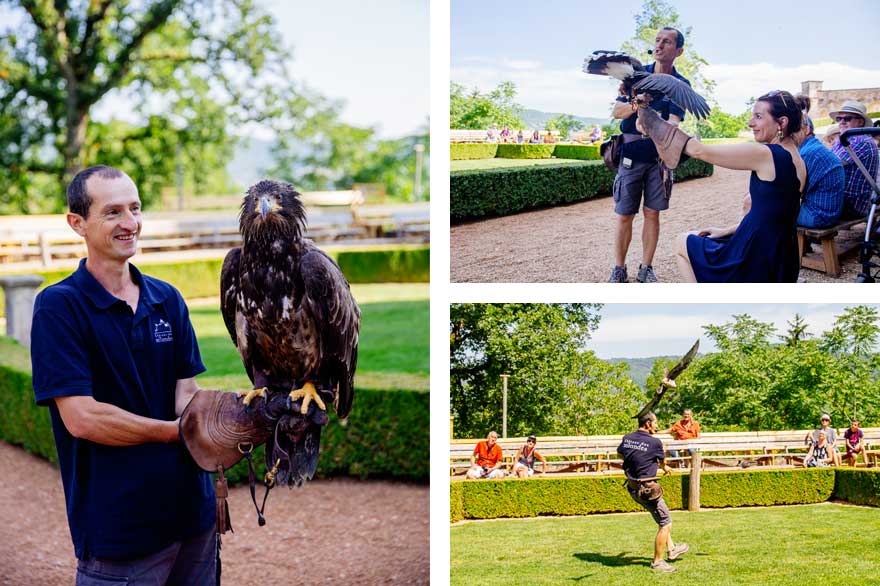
[828,100,872,126]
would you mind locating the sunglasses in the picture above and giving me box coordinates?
[767,89,789,107]
[835,115,857,123]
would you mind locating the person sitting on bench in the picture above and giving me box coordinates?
[466,431,506,479]
[829,100,878,221]
[792,96,844,229]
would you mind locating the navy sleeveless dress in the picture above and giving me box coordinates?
[687,144,801,282]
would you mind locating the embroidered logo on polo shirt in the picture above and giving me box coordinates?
[153,319,173,343]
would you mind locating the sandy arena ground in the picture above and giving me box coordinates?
[451,166,870,283]
[0,441,429,585]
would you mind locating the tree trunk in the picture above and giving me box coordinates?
[63,106,89,187]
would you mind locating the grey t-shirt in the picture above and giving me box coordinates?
[811,427,837,446]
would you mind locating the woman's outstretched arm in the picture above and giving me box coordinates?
[685,140,774,177]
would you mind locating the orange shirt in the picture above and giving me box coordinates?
[473,440,503,468]
[670,419,701,440]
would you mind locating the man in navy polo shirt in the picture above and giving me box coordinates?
[608,27,691,283]
[31,165,217,584]
[618,412,689,572]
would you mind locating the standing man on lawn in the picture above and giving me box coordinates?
[30,165,219,584]
[608,27,691,283]
[618,412,689,573]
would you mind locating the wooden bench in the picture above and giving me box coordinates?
[450,428,880,478]
[798,217,867,276]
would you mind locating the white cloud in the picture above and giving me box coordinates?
[708,62,880,114]
[452,59,880,119]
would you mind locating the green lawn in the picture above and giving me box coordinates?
[451,158,591,172]
[451,503,880,585]
[192,283,429,392]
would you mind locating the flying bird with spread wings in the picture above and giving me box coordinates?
[220,179,360,487]
[583,50,711,119]
[634,339,700,419]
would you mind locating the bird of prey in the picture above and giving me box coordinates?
[220,179,360,486]
[583,50,711,119]
[634,339,700,419]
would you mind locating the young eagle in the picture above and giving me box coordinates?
[220,179,360,486]
[583,50,711,119]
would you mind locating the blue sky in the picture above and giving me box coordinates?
[452,0,880,118]
[0,0,429,140]
[585,304,878,359]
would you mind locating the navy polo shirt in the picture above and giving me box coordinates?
[31,259,214,560]
[617,63,690,162]
[617,430,665,479]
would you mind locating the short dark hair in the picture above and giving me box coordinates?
[660,27,685,48]
[66,165,125,218]
[638,412,656,428]
[756,90,803,139]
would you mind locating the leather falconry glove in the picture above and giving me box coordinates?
[637,107,692,169]
[180,389,289,533]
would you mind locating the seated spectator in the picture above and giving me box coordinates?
[663,409,701,468]
[822,123,840,148]
[486,124,499,143]
[829,100,879,220]
[512,435,547,478]
[500,126,511,142]
[516,129,525,144]
[810,413,841,466]
[529,130,541,144]
[843,419,867,467]
[590,125,602,144]
[543,132,556,144]
[466,431,506,479]
[791,102,844,229]
[804,430,834,467]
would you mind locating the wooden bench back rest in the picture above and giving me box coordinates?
[451,428,880,460]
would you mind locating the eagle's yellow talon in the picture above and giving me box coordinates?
[237,387,267,406]
[288,382,325,415]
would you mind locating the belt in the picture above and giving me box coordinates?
[622,133,648,144]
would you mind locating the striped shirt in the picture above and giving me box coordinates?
[832,135,879,216]
[799,135,845,227]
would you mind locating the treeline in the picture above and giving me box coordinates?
[451,305,880,439]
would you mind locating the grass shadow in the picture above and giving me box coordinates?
[573,552,651,568]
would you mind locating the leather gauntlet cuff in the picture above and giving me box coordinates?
[637,107,692,169]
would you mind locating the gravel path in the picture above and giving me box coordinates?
[0,441,429,585]
[451,166,868,283]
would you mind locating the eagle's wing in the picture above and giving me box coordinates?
[583,50,643,80]
[300,246,360,420]
[634,339,700,419]
[220,247,255,384]
[666,339,700,380]
[632,74,711,119]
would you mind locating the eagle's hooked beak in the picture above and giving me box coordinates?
[259,195,272,220]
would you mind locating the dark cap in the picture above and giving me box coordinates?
[527,435,537,443]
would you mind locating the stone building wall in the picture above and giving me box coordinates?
[801,81,880,121]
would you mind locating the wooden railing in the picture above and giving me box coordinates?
[450,428,880,478]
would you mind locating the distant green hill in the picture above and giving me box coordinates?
[607,356,677,388]
[521,108,607,131]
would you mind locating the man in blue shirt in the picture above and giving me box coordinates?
[829,100,879,219]
[31,165,217,584]
[618,412,688,572]
[608,27,691,283]
[795,115,844,228]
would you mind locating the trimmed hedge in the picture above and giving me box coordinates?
[450,157,713,222]
[0,337,429,482]
[451,468,842,521]
[834,468,880,507]
[0,245,429,317]
[450,143,498,160]
[495,144,555,159]
[552,144,601,160]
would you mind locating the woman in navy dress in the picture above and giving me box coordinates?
[671,91,807,282]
